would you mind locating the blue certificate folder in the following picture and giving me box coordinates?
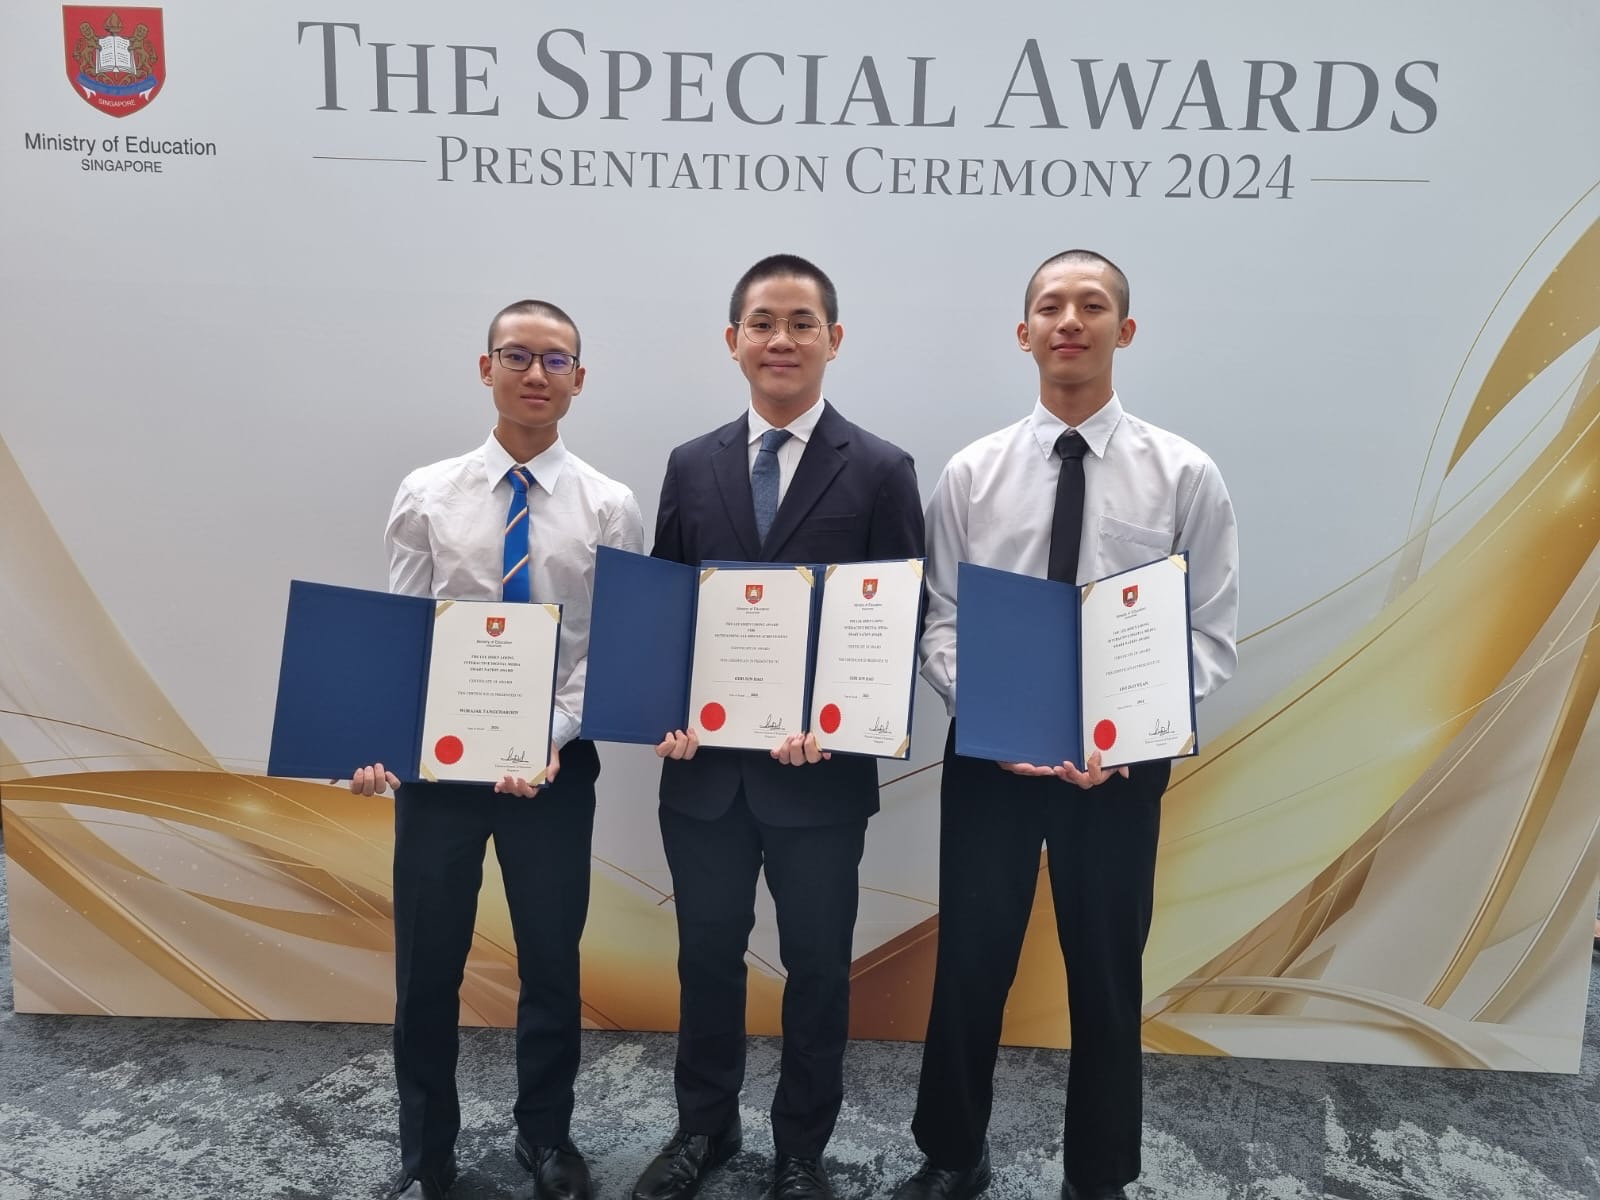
[267,581,435,782]
[582,547,825,745]
[955,564,1083,766]
[954,558,1196,768]
[580,549,699,744]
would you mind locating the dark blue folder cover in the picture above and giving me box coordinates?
[954,563,1082,766]
[581,547,698,743]
[267,581,434,781]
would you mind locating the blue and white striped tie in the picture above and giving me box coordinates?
[503,466,534,602]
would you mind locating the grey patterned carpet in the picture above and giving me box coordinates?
[2,830,1597,1199]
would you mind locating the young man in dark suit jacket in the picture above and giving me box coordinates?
[631,254,925,1200]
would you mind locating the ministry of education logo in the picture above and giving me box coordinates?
[745,584,764,604]
[64,7,165,117]
[485,616,505,638]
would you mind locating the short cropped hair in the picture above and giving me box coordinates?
[487,299,582,357]
[1023,250,1130,321]
[728,254,839,326]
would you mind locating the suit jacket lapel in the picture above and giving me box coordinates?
[762,404,847,558]
[711,414,763,560]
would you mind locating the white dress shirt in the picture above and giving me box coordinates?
[386,432,646,749]
[746,397,828,505]
[920,393,1239,712]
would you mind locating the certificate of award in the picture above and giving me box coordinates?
[583,547,925,759]
[809,559,923,758]
[417,600,562,783]
[688,564,816,750]
[955,555,1197,769]
[1077,556,1195,765]
[267,581,562,785]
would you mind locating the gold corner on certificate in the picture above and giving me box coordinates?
[417,601,560,783]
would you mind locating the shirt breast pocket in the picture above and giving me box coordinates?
[1098,514,1173,573]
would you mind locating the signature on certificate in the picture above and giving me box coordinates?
[759,714,786,731]
[502,747,531,765]
[1149,718,1174,737]
[869,717,894,735]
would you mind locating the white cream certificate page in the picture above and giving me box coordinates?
[688,566,814,751]
[418,600,561,783]
[810,559,923,758]
[1077,556,1195,769]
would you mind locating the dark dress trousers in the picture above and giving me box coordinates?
[391,738,601,1176]
[911,727,1170,1192]
[652,403,924,1156]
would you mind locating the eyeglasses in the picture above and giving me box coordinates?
[735,314,831,345]
[491,346,579,375]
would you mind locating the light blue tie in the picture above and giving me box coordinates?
[752,428,792,544]
[503,466,534,602]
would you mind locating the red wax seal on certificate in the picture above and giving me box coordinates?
[434,735,464,765]
[700,703,726,732]
[1093,720,1117,752]
[819,703,842,734]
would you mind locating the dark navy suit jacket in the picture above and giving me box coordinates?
[651,402,925,827]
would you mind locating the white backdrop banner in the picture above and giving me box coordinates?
[4,1,1600,1070]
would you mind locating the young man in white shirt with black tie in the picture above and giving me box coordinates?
[351,299,644,1200]
[893,251,1239,1200]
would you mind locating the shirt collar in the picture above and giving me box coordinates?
[481,431,569,494]
[747,397,828,446]
[1027,392,1124,460]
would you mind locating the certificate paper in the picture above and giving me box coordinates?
[1078,556,1196,768]
[810,560,922,759]
[687,565,815,750]
[418,600,561,783]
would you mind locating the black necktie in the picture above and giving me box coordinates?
[1047,431,1088,584]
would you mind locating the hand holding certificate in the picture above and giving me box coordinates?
[267,581,562,786]
[955,555,1197,770]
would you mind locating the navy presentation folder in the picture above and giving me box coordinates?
[954,562,1083,766]
[267,580,434,781]
[579,547,698,744]
[582,548,836,747]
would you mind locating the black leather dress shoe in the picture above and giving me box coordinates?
[387,1157,456,1200]
[1061,1183,1128,1200]
[631,1116,743,1200]
[516,1136,593,1200]
[890,1142,991,1200]
[768,1154,835,1200]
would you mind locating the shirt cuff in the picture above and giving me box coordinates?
[551,708,580,751]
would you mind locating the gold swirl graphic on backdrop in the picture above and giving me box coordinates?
[4,206,1599,1070]
[1130,206,1600,1068]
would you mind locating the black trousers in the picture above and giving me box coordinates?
[391,739,599,1175]
[660,788,868,1158]
[911,724,1168,1192]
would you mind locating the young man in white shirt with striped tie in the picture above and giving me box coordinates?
[351,299,645,1200]
[893,250,1239,1200]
